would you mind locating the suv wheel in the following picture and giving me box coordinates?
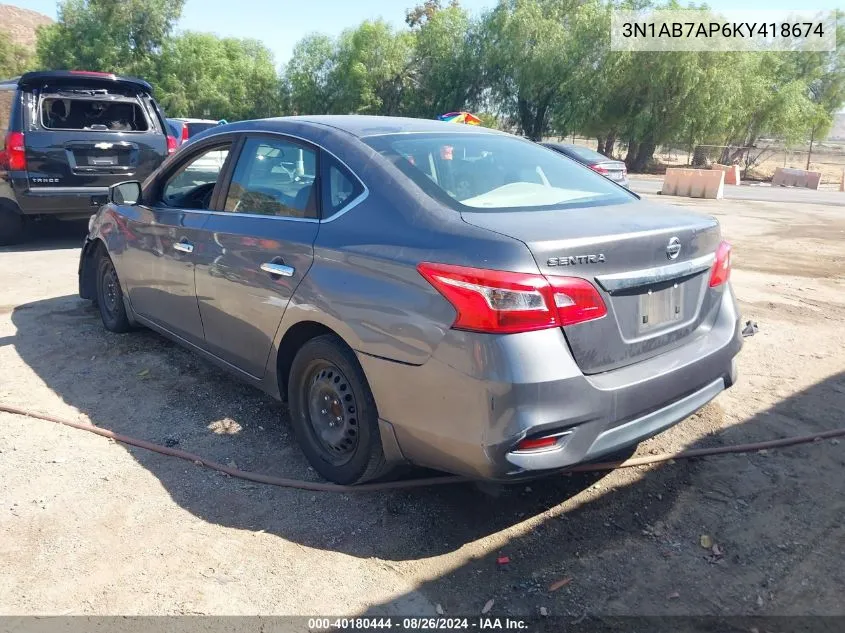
[288,335,389,485]
[96,254,132,332]
[0,206,24,246]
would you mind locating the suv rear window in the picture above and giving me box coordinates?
[40,97,149,132]
[364,133,633,212]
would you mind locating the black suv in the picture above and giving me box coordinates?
[0,70,173,244]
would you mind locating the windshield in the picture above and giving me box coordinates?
[364,133,633,212]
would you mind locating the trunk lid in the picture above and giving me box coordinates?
[594,160,627,183]
[462,199,723,374]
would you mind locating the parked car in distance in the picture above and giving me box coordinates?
[541,142,629,188]
[166,117,225,147]
[0,70,174,245]
[79,116,742,485]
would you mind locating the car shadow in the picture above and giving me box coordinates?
[9,294,842,590]
[0,219,88,252]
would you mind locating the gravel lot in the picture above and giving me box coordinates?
[1,194,844,618]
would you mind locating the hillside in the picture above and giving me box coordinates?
[0,3,52,49]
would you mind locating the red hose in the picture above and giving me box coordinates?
[1,402,842,492]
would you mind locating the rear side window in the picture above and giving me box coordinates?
[40,97,149,131]
[224,136,319,219]
[0,89,12,132]
[321,156,364,216]
[364,133,633,212]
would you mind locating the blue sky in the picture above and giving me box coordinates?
[11,0,842,66]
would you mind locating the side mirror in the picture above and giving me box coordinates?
[110,180,142,205]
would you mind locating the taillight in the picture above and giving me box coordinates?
[2,132,26,171]
[181,125,189,144]
[516,436,559,451]
[417,262,607,335]
[166,135,178,155]
[591,164,609,175]
[515,431,572,452]
[709,241,732,287]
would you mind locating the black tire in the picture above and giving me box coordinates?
[0,206,24,246]
[96,254,132,333]
[288,334,389,485]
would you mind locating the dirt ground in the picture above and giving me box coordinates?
[1,194,844,619]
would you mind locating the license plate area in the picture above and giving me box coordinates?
[88,155,118,166]
[638,284,683,332]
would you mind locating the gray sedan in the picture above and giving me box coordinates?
[78,116,742,485]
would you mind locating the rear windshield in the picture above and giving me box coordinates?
[560,145,609,163]
[186,122,217,137]
[40,97,149,132]
[364,133,633,212]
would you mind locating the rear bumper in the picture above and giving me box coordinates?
[7,172,108,216]
[359,285,742,480]
[19,187,108,216]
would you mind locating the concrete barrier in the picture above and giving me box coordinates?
[711,163,741,185]
[662,168,724,199]
[772,167,821,190]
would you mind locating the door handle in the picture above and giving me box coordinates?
[173,241,194,254]
[260,262,295,277]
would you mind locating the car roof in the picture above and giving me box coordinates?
[212,115,504,139]
[3,70,153,93]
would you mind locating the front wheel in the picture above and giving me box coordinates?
[287,335,389,485]
[96,254,132,333]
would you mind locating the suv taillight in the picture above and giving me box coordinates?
[166,135,178,155]
[181,125,189,144]
[1,132,26,171]
[709,241,732,287]
[417,262,607,334]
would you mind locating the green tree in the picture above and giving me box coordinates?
[285,34,339,115]
[37,0,184,77]
[481,0,608,140]
[0,31,33,78]
[155,33,282,120]
[406,4,485,118]
[406,0,461,28]
[332,20,415,115]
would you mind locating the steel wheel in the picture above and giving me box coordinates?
[287,334,390,484]
[304,362,359,464]
[96,254,132,333]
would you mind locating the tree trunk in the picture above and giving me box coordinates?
[631,140,657,173]
[604,132,616,158]
[624,140,639,169]
[596,136,605,155]
[806,126,815,171]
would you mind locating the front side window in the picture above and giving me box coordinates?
[364,133,634,212]
[224,137,318,219]
[162,145,231,210]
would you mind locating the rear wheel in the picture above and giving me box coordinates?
[96,254,132,333]
[288,335,389,485]
[0,206,24,246]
